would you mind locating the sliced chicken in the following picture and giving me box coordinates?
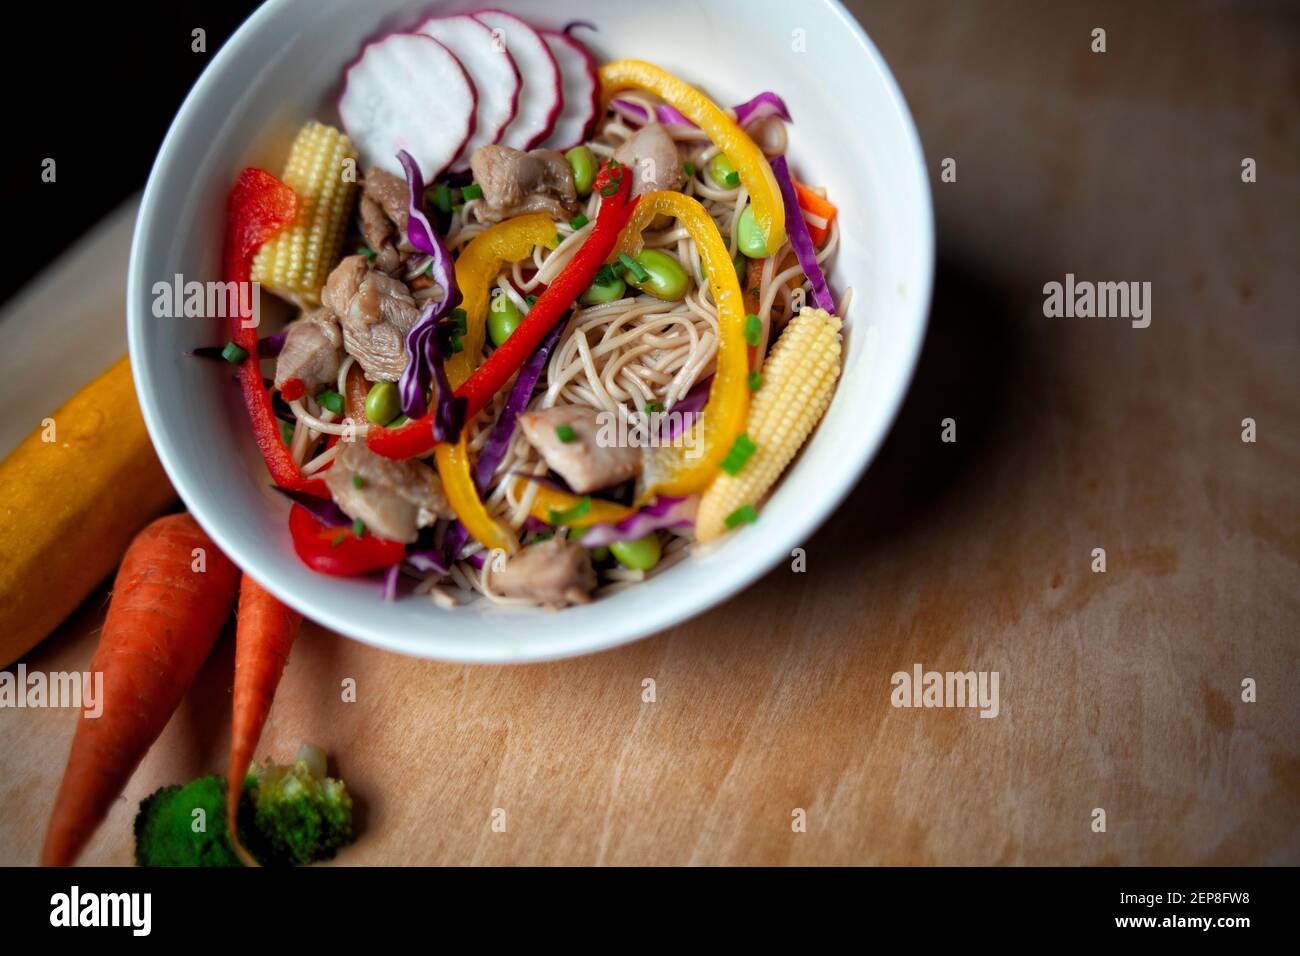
[321,255,422,382]
[359,166,411,274]
[613,124,685,197]
[469,145,579,223]
[321,254,369,317]
[273,309,343,392]
[518,405,643,494]
[324,443,451,544]
[493,537,596,608]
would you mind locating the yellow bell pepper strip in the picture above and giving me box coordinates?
[610,190,750,501]
[445,213,558,388]
[435,434,519,554]
[599,59,786,255]
[526,484,636,530]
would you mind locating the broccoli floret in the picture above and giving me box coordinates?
[133,744,354,867]
[133,776,244,867]
[242,745,354,866]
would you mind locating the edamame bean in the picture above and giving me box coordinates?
[610,533,661,570]
[707,152,739,188]
[488,292,524,346]
[364,380,401,425]
[736,204,769,258]
[565,146,597,197]
[580,273,627,305]
[629,249,689,301]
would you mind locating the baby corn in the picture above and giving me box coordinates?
[252,121,358,303]
[696,307,842,542]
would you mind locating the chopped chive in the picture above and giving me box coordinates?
[594,263,619,284]
[619,253,650,283]
[449,307,468,334]
[720,433,757,476]
[532,531,555,542]
[747,370,762,392]
[555,231,564,246]
[598,181,619,197]
[607,158,622,177]
[355,245,376,261]
[744,313,762,346]
[220,341,248,364]
[461,182,483,201]
[555,424,578,443]
[452,203,465,213]
[589,545,611,562]
[351,475,364,490]
[352,517,365,538]
[723,170,741,188]
[331,532,347,548]
[569,212,589,230]
[683,161,696,176]
[524,294,537,307]
[279,420,294,445]
[316,389,345,414]
[644,401,663,414]
[724,503,759,529]
[548,496,592,525]
[448,333,464,354]
[431,183,452,213]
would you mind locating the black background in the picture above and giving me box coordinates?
[2,1,262,307]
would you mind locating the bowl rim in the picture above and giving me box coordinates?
[127,0,934,663]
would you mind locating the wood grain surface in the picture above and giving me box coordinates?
[1,0,1297,865]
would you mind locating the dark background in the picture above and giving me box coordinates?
[2,1,262,306]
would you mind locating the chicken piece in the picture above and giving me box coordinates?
[613,124,686,197]
[321,254,369,317]
[323,443,451,544]
[518,405,643,494]
[492,537,596,608]
[469,145,579,223]
[358,167,411,274]
[273,308,343,392]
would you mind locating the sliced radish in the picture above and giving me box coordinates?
[538,30,600,151]
[471,9,561,150]
[417,14,520,172]
[338,33,476,183]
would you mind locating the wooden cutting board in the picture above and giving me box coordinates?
[1,0,1297,865]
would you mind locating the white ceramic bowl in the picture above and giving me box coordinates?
[128,0,933,662]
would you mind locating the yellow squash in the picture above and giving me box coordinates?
[0,356,176,666]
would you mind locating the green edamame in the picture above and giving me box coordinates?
[736,204,769,258]
[565,146,597,197]
[628,249,689,301]
[488,292,524,347]
[364,380,401,425]
[610,534,662,570]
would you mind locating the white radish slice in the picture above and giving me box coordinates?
[471,9,561,150]
[538,30,600,151]
[338,33,477,183]
[417,14,520,172]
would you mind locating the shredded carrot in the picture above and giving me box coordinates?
[41,513,239,866]
[792,179,837,246]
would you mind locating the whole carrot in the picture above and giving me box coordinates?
[227,574,302,863]
[41,513,239,866]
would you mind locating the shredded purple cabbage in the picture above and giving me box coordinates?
[396,149,463,421]
[662,374,713,441]
[272,486,351,527]
[381,563,402,602]
[579,496,696,548]
[610,91,791,129]
[406,551,449,575]
[770,155,835,313]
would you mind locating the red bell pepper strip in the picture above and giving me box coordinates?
[367,160,637,461]
[287,505,407,576]
[223,168,328,497]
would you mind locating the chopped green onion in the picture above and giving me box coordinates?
[430,183,452,214]
[594,263,619,285]
[548,496,592,525]
[599,181,620,197]
[355,245,376,261]
[331,532,347,548]
[449,307,468,334]
[607,158,622,177]
[221,341,248,364]
[644,401,663,414]
[683,161,696,176]
[744,313,762,346]
[747,370,762,392]
[569,213,589,230]
[524,294,537,307]
[589,545,610,562]
[555,424,578,443]
[461,182,483,201]
[279,420,294,446]
[316,390,345,414]
[351,475,364,490]
[352,518,365,538]
[619,253,650,283]
[720,433,757,476]
[724,504,759,529]
[448,333,464,354]
[532,531,555,543]
[555,232,564,246]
